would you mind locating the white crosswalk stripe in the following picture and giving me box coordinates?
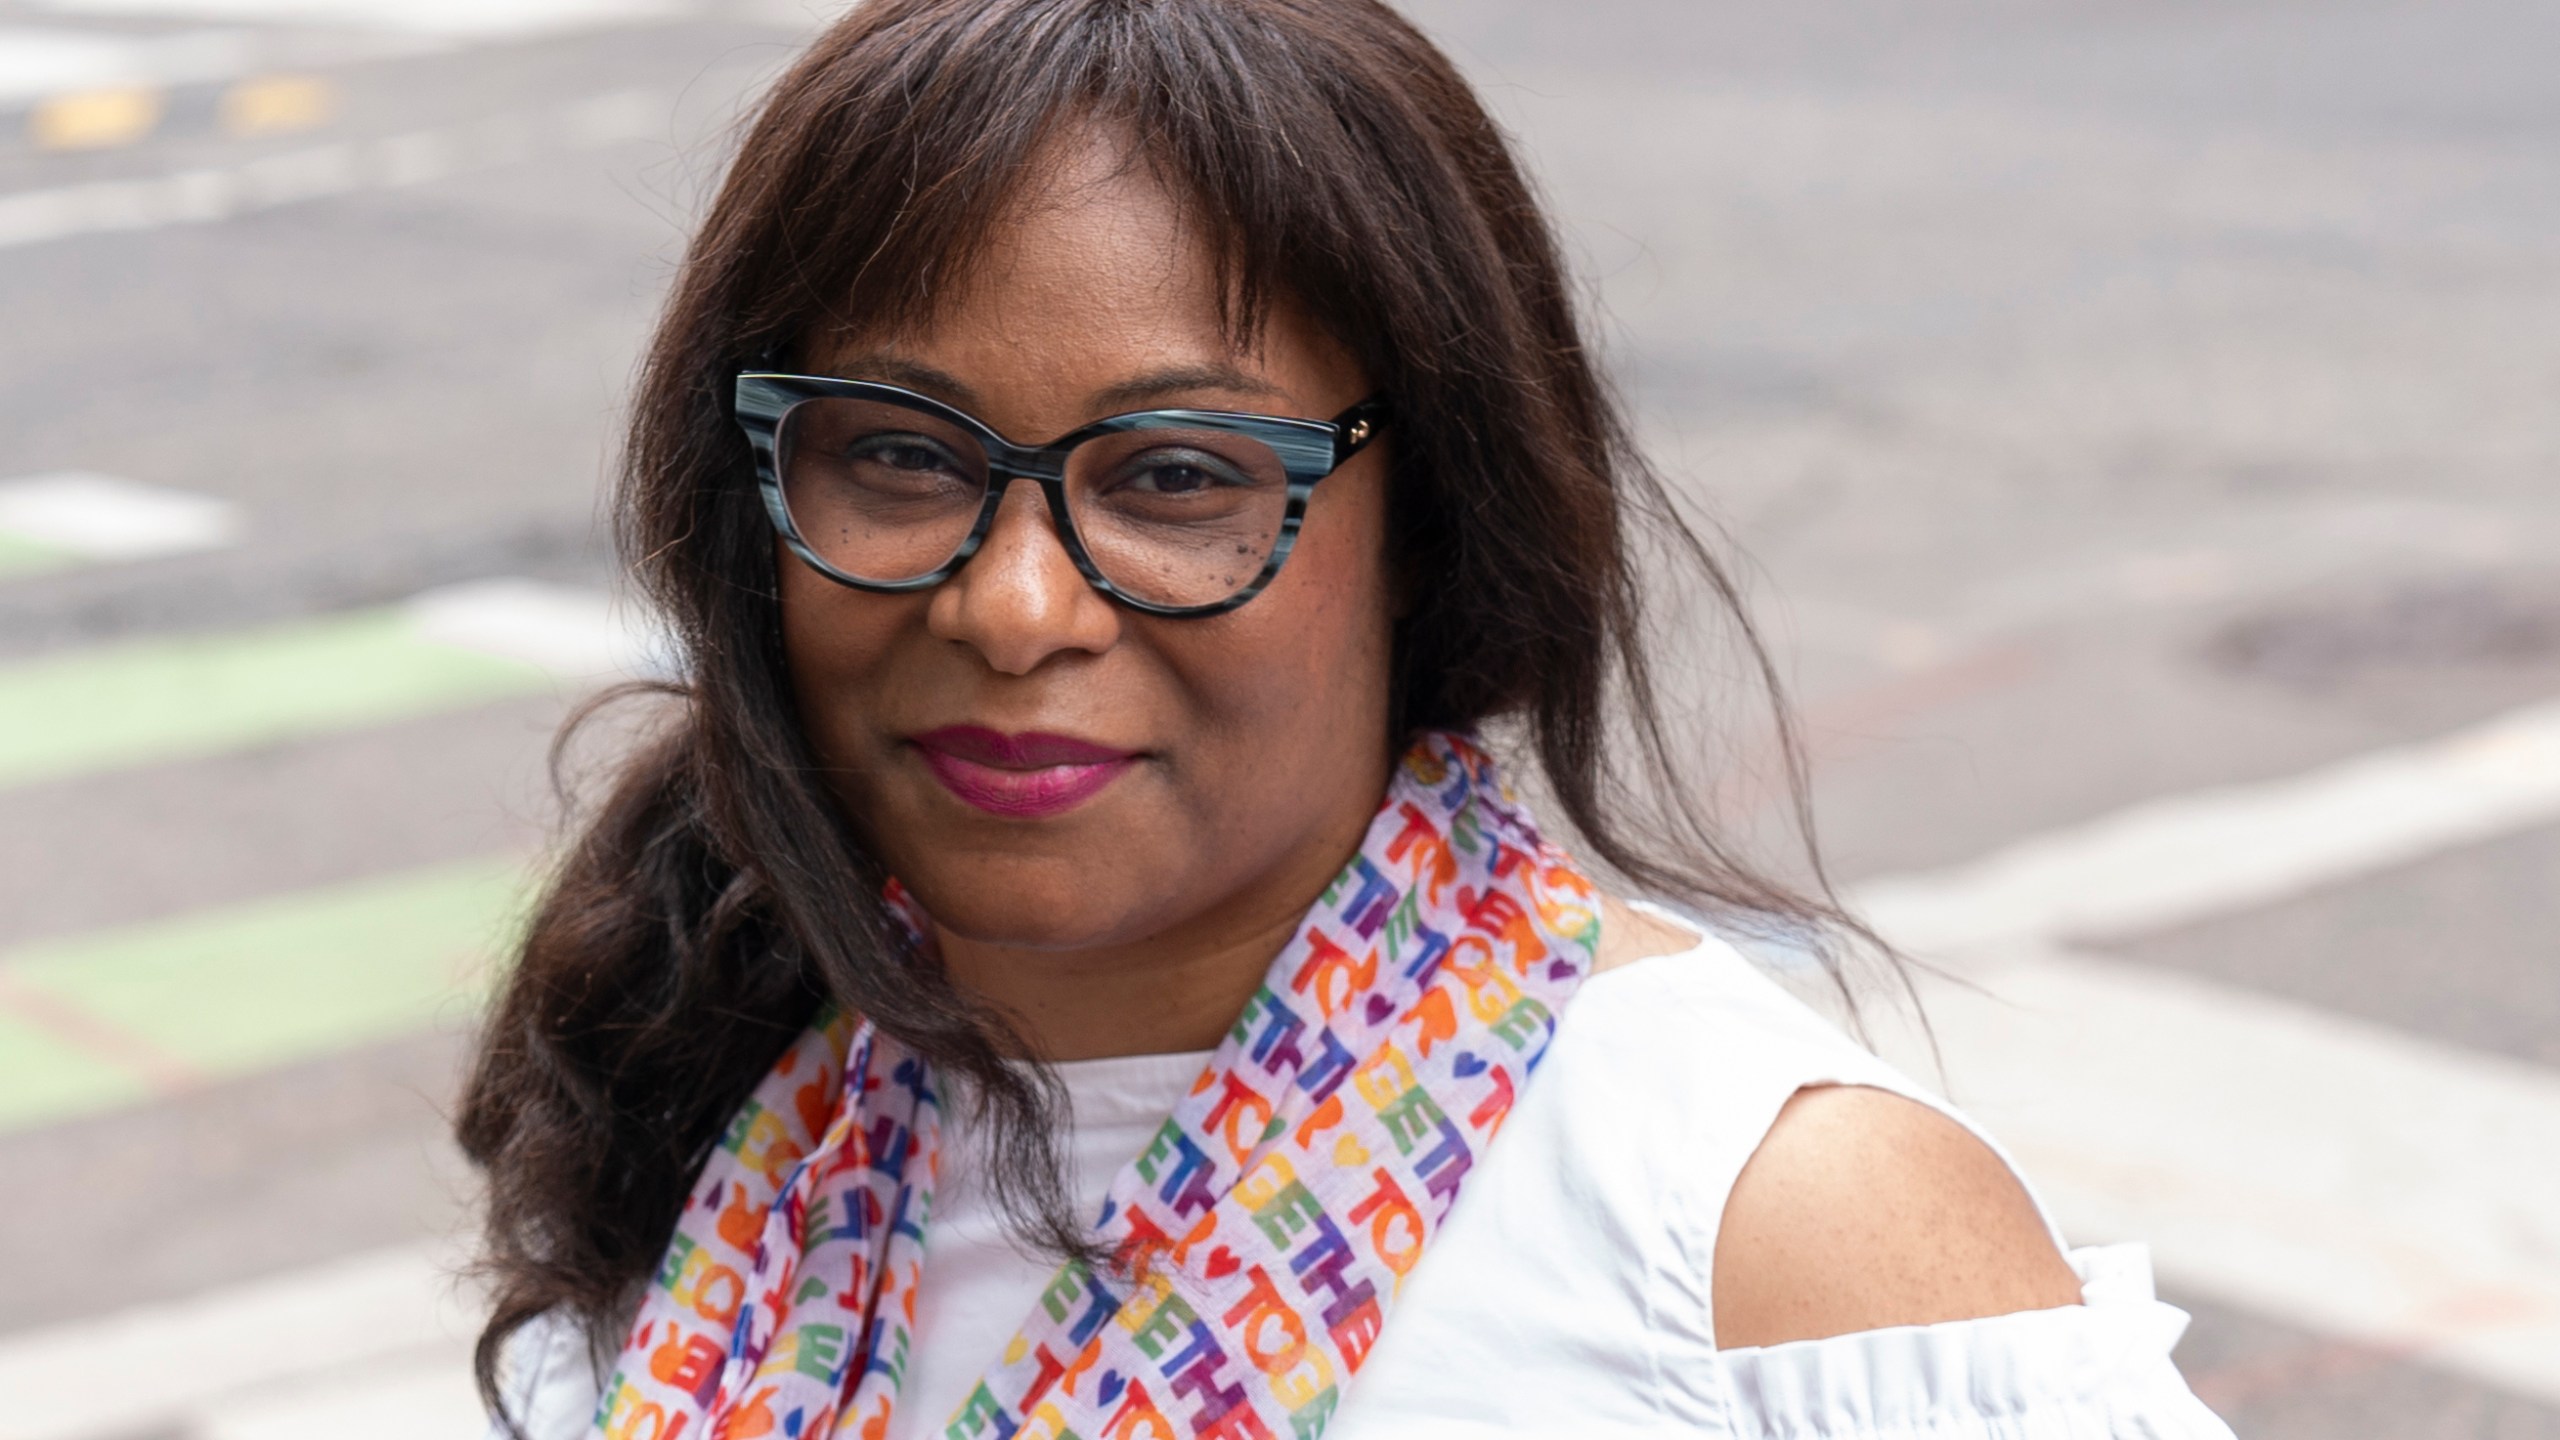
[0,87,677,250]
[0,25,255,106]
[405,577,674,684]
[1868,944,2560,1406]
[1838,693,2560,1404]
[1855,696,2560,954]
[19,0,687,41]
[0,1243,481,1440]
[0,472,239,560]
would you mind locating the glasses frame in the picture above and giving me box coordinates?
[733,371,1389,617]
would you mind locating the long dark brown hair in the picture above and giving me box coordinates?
[459,0,1882,1420]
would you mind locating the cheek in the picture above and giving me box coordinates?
[1167,471,1397,748]
[775,541,915,760]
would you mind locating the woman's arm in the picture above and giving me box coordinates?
[1711,1082,2086,1347]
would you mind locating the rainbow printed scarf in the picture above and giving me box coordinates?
[595,731,1599,1440]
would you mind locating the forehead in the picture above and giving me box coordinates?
[806,125,1360,425]
[816,126,1225,352]
[942,141,1231,353]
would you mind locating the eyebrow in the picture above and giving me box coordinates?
[822,354,1285,418]
[1085,363,1286,413]
[825,355,982,408]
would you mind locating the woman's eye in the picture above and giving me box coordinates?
[1121,450,1242,494]
[1137,462,1214,494]
[851,434,960,473]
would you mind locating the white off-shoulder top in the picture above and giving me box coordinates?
[491,910,2234,1439]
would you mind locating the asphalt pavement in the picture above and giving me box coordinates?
[0,0,2555,1435]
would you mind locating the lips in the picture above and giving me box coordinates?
[908,725,1137,819]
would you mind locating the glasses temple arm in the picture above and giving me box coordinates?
[1330,395,1391,461]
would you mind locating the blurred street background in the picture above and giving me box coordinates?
[1,0,2556,1435]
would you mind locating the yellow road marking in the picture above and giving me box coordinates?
[222,75,336,138]
[30,87,165,152]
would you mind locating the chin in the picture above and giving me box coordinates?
[901,851,1175,953]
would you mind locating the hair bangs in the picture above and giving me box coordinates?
[733,0,1443,371]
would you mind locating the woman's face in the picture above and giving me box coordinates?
[780,132,1397,971]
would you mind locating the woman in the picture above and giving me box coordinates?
[465,1,2234,1436]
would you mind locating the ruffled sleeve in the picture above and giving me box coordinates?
[1712,1245,2236,1439]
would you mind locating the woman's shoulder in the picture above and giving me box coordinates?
[1500,894,1925,1238]
[1591,892,1708,974]
[1564,894,1910,1103]
[1572,892,2011,1156]
[1554,896,2082,1338]
[1344,897,2230,1434]
[1710,1080,2085,1346]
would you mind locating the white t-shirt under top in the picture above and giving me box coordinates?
[492,913,2235,1438]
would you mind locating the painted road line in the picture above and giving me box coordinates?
[219,73,334,138]
[1870,943,2560,1406]
[32,0,685,41]
[0,995,149,1134]
[0,471,240,573]
[0,28,147,108]
[1852,694,2560,953]
[408,575,674,683]
[0,607,539,788]
[1833,694,2560,1401]
[0,855,528,1134]
[0,578,656,790]
[28,84,163,150]
[0,24,252,109]
[0,530,72,577]
[0,1240,480,1440]
[203,1350,489,1440]
[0,84,673,251]
[0,964,199,1090]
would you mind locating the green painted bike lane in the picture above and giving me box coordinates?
[0,606,558,790]
[0,856,535,1133]
[0,589,610,1134]
[0,533,79,579]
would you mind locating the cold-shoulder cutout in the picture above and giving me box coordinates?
[1711,1082,2085,1349]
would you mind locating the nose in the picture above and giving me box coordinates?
[925,475,1121,674]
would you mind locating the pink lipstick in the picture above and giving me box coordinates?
[908,726,1137,819]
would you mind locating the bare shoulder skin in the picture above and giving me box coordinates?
[1592,892,1698,973]
[1590,893,2084,1347]
[1712,1085,2085,1346]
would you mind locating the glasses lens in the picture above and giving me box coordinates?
[777,397,990,583]
[1065,426,1293,609]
